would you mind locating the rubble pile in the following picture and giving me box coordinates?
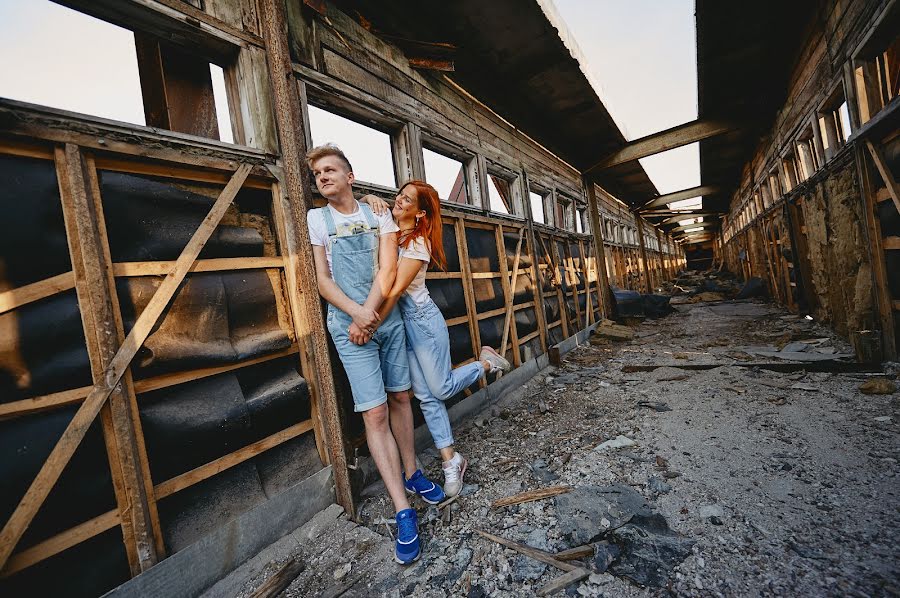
[207,297,899,598]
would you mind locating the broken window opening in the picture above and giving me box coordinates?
[486,173,512,215]
[423,147,469,204]
[795,125,820,181]
[853,17,899,124]
[529,190,547,224]
[307,105,397,188]
[0,1,145,126]
[817,85,850,160]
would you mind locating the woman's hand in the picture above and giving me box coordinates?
[360,194,391,216]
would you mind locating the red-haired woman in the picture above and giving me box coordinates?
[365,182,510,497]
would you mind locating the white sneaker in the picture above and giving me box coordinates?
[442,452,468,497]
[479,346,511,373]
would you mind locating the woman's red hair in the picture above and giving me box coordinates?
[399,180,446,271]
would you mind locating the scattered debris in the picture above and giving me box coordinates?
[859,378,897,395]
[491,485,572,509]
[637,400,672,412]
[608,513,695,587]
[248,558,305,598]
[555,485,653,545]
[594,435,637,451]
[595,319,635,341]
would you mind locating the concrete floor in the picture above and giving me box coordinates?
[204,298,899,597]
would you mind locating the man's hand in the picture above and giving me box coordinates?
[360,194,391,216]
[348,321,374,345]
[351,304,381,331]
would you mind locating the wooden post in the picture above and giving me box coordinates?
[858,142,897,360]
[55,146,162,574]
[582,177,613,319]
[635,216,653,293]
[259,0,353,514]
[499,228,524,365]
[455,219,484,385]
[521,170,549,355]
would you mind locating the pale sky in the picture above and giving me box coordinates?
[0,0,698,207]
[551,0,700,203]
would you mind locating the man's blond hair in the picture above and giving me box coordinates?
[306,143,353,173]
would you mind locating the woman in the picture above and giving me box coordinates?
[364,182,510,497]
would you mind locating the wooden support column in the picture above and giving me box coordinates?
[495,225,522,366]
[521,171,549,354]
[860,141,898,359]
[635,217,653,294]
[394,122,425,182]
[455,219,485,385]
[655,228,666,281]
[259,0,353,514]
[582,177,613,319]
[55,146,161,575]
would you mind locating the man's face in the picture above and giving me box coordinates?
[311,155,354,198]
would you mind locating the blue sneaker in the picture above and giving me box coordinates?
[394,508,421,564]
[404,469,446,505]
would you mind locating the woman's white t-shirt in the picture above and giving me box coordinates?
[398,236,431,305]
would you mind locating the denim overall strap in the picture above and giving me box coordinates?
[359,203,378,229]
[322,204,338,236]
[326,203,379,305]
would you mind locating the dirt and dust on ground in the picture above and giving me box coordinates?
[203,287,899,598]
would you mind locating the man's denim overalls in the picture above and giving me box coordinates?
[322,203,410,412]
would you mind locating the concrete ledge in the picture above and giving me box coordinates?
[549,322,599,365]
[103,466,335,598]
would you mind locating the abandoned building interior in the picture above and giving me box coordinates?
[0,0,897,596]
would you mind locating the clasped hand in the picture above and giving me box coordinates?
[349,305,380,345]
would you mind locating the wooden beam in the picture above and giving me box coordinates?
[657,212,718,226]
[638,185,720,211]
[584,120,734,173]
[475,530,576,572]
[56,146,161,574]
[866,140,900,215]
[0,162,251,571]
[259,0,354,514]
[499,229,524,363]
[635,217,653,293]
[669,221,718,234]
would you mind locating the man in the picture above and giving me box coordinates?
[306,144,442,565]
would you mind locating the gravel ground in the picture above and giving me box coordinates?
[207,299,900,597]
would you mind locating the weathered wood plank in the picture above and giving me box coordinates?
[0,162,251,571]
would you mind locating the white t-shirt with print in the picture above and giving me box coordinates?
[398,236,432,305]
[307,201,399,278]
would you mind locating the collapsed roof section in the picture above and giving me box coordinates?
[333,0,660,207]
[696,0,818,215]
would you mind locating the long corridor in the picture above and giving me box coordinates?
[206,295,900,597]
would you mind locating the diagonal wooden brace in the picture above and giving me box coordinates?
[499,229,524,359]
[0,163,252,570]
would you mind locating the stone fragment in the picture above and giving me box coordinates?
[781,341,809,352]
[859,378,897,395]
[647,476,672,494]
[555,485,653,545]
[607,513,694,587]
[511,528,550,581]
[594,435,637,451]
[698,504,725,520]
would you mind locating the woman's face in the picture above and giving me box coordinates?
[393,185,425,225]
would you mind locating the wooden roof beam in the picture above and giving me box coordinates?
[637,184,720,211]
[657,212,719,226]
[669,221,718,234]
[583,120,735,174]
